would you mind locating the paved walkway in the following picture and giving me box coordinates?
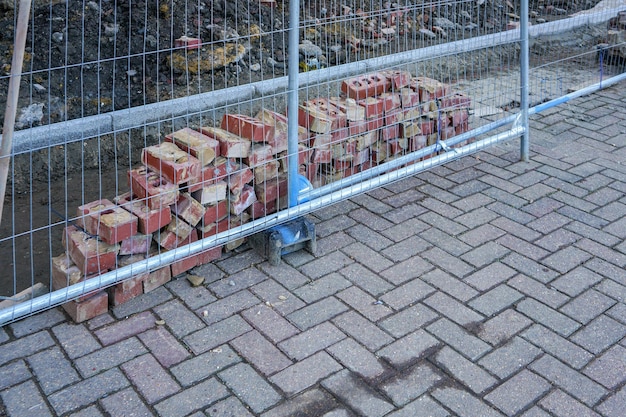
[1,84,625,417]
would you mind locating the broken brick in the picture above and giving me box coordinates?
[128,166,179,211]
[165,127,220,166]
[200,127,251,159]
[62,291,108,323]
[341,73,390,100]
[221,114,274,142]
[171,192,206,227]
[78,199,138,245]
[63,226,119,276]
[192,180,227,205]
[142,142,202,185]
[115,192,171,235]
[230,184,257,215]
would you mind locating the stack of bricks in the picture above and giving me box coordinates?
[52,70,471,323]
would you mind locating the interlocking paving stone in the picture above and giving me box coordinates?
[496,234,549,261]
[434,346,497,395]
[184,315,252,355]
[94,310,156,345]
[294,273,352,303]
[377,330,440,369]
[459,223,506,248]
[327,338,385,380]
[316,231,358,257]
[205,396,255,417]
[516,298,580,337]
[421,269,477,302]
[112,286,173,319]
[478,336,542,379]
[250,280,305,316]
[379,278,435,310]
[121,353,180,403]
[166,277,217,310]
[431,387,504,417]
[287,296,349,330]
[427,318,491,361]
[336,286,392,322]
[339,263,394,297]
[170,344,240,387]
[75,337,147,378]
[529,355,607,407]
[570,315,626,355]
[278,322,345,361]
[269,351,342,396]
[422,247,475,278]
[381,235,432,262]
[550,266,604,297]
[215,249,266,275]
[0,331,55,366]
[485,370,551,415]
[541,246,593,274]
[464,262,518,291]
[380,363,443,406]
[241,304,299,343]
[583,345,626,389]
[70,405,105,417]
[218,363,282,413]
[341,242,394,273]
[332,311,394,351]
[9,308,65,338]
[596,279,626,303]
[346,224,394,251]
[0,360,31,391]
[52,322,102,359]
[538,389,601,417]
[48,368,130,415]
[322,369,394,417]
[469,284,524,316]
[209,267,268,298]
[380,254,434,285]
[423,292,483,327]
[422,227,473,256]
[507,274,569,309]
[597,385,626,417]
[349,207,394,230]
[585,258,626,285]
[231,330,292,375]
[381,217,430,241]
[478,308,533,346]
[560,289,616,324]
[154,378,229,417]
[503,253,560,284]
[379,303,440,338]
[385,395,450,417]
[461,241,510,268]
[260,388,340,417]
[99,387,153,417]
[258,261,310,290]
[27,346,80,394]
[299,251,354,280]
[1,380,53,417]
[196,290,260,325]
[137,326,190,368]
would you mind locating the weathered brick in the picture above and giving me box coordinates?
[381,363,443,407]
[241,304,299,343]
[278,322,345,361]
[142,141,202,185]
[128,166,179,210]
[270,351,343,396]
[218,363,282,413]
[477,309,532,346]
[322,369,394,417]
[78,199,138,245]
[115,192,171,235]
[62,291,109,324]
[138,326,191,367]
[231,330,292,375]
[184,315,252,355]
[154,378,229,417]
[434,346,497,395]
[63,226,119,276]
[341,73,391,100]
[484,370,551,416]
[222,113,274,142]
[201,126,251,159]
[165,127,220,166]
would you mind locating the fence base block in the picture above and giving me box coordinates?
[249,217,316,265]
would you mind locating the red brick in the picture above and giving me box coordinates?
[255,174,288,203]
[175,36,201,50]
[387,138,408,155]
[192,180,227,205]
[410,135,428,151]
[352,148,371,166]
[381,69,412,90]
[355,131,378,151]
[380,92,402,112]
[414,76,449,99]
[371,142,388,163]
[312,148,332,163]
[227,164,254,196]
[341,73,390,100]
[108,274,146,306]
[331,138,357,159]
[247,199,277,219]
[128,166,179,211]
[400,87,420,108]
[78,199,138,245]
[165,215,195,240]
[245,144,274,167]
[303,162,319,184]
[256,109,308,153]
[298,98,347,134]
[165,127,220,166]
[142,142,202,185]
[384,108,403,125]
[230,184,257,215]
[63,226,119,276]
[400,119,435,138]
[330,127,350,143]
[171,255,198,277]
[440,126,456,140]
[197,246,223,265]
[309,133,332,150]
[402,106,421,122]
[455,121,470,136]
[200,127,251,159]
[253,160,280,184]
[171,192,205,227]
[211,157,239,182]
[450,109,469,127]
[328,97,366,121]
[119,233,153,256]
[221,114,274,142]
[62,291,108,323]
[155,220,196,250]
[357,97,385,120]
[200,200,229,226]
[198,216,230,238]
[277,145,312,172]
[51,254,99,302]
[144,267,172,292]
[333,155,353,171]
[380,124,400,141]
[115,192,171,235]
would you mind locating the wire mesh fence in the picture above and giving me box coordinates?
[0,0,624,324]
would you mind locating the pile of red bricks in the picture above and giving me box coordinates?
[52,70,471,322]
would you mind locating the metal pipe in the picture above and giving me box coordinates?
[286,0,301,207]
[520,0,530,162]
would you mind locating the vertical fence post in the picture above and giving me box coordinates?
[520,0,530,162]
[286,0,301,207]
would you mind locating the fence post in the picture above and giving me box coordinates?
[520,0,530,162]
[287,0,301,207]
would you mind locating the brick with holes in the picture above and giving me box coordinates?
[381,69,412,90]
[165,127,220,166]
[298,98,347,134]
[192,180,227,205]
[380,124,400,141]
[410,135,428,151]
[142,142,202,185]
[221,113,274,143]
[439,92,471,111]
[341,73,390,100]
[128,166,179,211]
[357,97,385,120]
[78,199,138,245]
[328,97,366,122]
[63,226,120,276]
[115,192,171,235]
[200,127,251,159]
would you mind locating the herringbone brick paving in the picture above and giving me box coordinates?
[1,85,625,416]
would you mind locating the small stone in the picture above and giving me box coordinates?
[33,83,46,93]
[250,63,261,71]
[228,280,236,287]
[155,319,166,325]
[203,310,209,317]
[278,295,287,301]
[52,32,64,43]
[187,275,205,287]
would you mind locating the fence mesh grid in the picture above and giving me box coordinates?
[0,0,624,321]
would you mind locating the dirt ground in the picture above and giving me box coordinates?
[0,0,616,297]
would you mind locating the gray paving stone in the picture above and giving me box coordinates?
[478,309,533,345]
[427,318,491,361]
[0,360,31,391]
[422,227,473,256]
[487,200,535,223]
[339,263,394,297]
[421,269,477,302]
[278,322,345,361]
[209,267,268,298]
[379,303,439,338]
[575,238,626,269]
[332,311,394,351]
[522,324,593,369]
[377,329,440,369]
[69,405,105,417]
[349,207,394,230]
[431,387,504,417]
[380,255,434,285]
[294,273,351,303]
[287,296,348,330]
[0,327,7,344]
[27,346,80,394]
[420,212,468,236]
[250,280,305,316]
[570,315,626,355]
[94,310,157,346]
[490,217,541,242]
[386,395,450,417]
[346,224,394,251]
[269,351,342,396]
[583,345,626,389]
[327,338,385,380]
[508,274,569,309]
[434,347,497,395]
[218,363,282,414]
[424,292,483,327]
[112,286,173,319]
[260,388,340,417]
[542,246,593,274]
[459,224,506,248]
[9,308,66,338]
[520,407,551,417]
[154,378,229,417]
[379,278,436,310]
[464,262,518,291]
[381,217,430,242]
[99,387,154,417]
[341,242,394,273]
[196,290,260,325]
[351,194,393,215]
[215,249,266,275]
[381,235,432,262]
[75,337,147,378]
[52,322,101,359]
[380,363,443,406]
[258,261,310,290]
[529,355,607,407]
[566,221,621,246]
[205,396,254,417]
[121,353,180,404]
[597,385,626,417]
[171,344,240,386]
[534,228,581,252]
[48,368,130,415]
[184,315,252,355]
[322,369,394,417]
[478,336,542,379]
[485,370,551,416]
[422,247,475,278]
[241,304,299,343]
[299,250,354,280]
[231,330,292,376]
[560,289,616,324]
[336,286,392,322]
[550,266,604,297]
[137,327,190,368]
[496,234,550,261]
[1,380,53,417]
[502,253,559,284]
[0,331,54,366]
[461,241,510,268]
[596,279,626,303]
[469,284,524,316]
[516,298,580,337]
[604,216,626,239]
[166,277,217,310]
[585,258,626,285]
[539,389,601,417]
